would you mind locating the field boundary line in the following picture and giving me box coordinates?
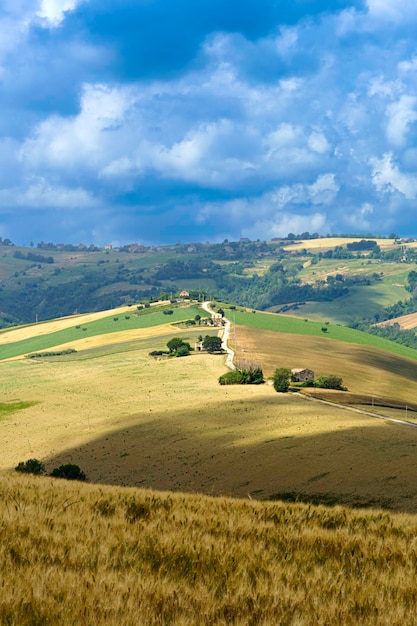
[295,392,417,429]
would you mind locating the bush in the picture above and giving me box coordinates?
[219,371,244,385]
[149,350,169,357]
[219,367,264,385]
[315,375,346,390]
[240,367,264,384]
[163,310,173,315]
[273,367,291,392]
[15,459,45,475]
[176,344,190,357]
[50,464,86,481]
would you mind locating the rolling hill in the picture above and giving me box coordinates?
[3,297,417,622]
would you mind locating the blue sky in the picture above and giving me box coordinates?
[2,0,417,245]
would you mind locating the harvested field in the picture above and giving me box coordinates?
[281,237,396,252]
[232,325,417,407]
[376,311,417,330]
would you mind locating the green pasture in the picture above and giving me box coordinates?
[285,282,409,325]
[232,310,417,362]
[299,258,413,283]
[0,305,208,360]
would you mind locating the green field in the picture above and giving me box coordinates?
[0,305,207,360]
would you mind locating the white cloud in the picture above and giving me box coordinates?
[275,27,298,56]
[368,76,403,98]
[308,132,330,154]
[370,153,417,199]
[344,202,374,230]
[20,83,137,169]
[366,0,417,22]
[386,95,417,147]
[0,177,97,209]
[398,57,417,74]
[36,0,87,27]
[242,211,327,240]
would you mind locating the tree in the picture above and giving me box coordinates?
[202,335,223,353]
[167,337,185,353]
[273,367,291,392]
[166,337,191,356]
[315,375,346,390]
[176,344,190,357]
[50,464,86,481]
[15,459,45,475]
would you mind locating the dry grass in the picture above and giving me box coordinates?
[281,237,396,252]
[0,300,170,344]
[233,324,417,406]
[2,322,417,511]
[2,471,417,625]
[376,311,417,330]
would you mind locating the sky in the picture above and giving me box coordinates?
[2,0,417,246]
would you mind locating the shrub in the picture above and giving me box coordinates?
[149,350,169,357]
[219,367,264,385]
[15,459,45,475]
[163,310,173,315]
[26,349,77,359]
[50,464,86,481]
[176,344,190,357]
[219,371,244,385]
[315,375,346,390]
[240,367,264,384]
[273,367,291,393]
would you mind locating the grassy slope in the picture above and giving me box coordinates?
[0,305,207,359]
[3,471,417,625]
[2,304,417,511]
[282,259,412,324]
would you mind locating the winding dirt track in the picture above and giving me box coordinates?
[201,301,235,369]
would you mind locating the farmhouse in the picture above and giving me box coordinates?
[179,290,189,297]
[291,368,314,382]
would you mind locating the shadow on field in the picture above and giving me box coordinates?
[356,348,417,383]
[45,395,417,513]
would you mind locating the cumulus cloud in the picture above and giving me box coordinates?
[36,0,87,27]
[386,95,417,147]
[0,177,97,210]
[2,1,417,244]
[370,153,417,199]
[366,0,417,22]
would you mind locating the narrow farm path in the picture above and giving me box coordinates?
[201,301,235,370]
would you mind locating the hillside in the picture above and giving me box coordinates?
[2,302,417,510]
[2,235,417,330]
[3,471,417,625]
[3,299,417,622]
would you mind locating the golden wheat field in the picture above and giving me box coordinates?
[281,237,397,252]
[2,471,417,625]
